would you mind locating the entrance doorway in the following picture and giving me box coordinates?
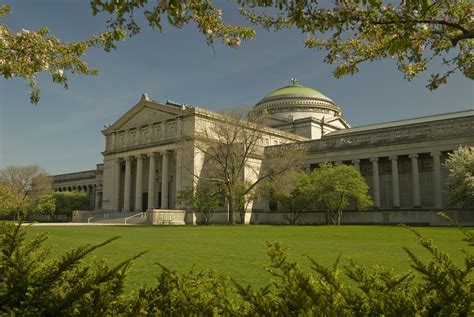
[142,193,148,211]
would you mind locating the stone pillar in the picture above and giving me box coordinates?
[409,154,421,207]
[161,151,169,209]
[114,159,121,211]
[370,157,380,208]
[147,153,156,211]
[175,149,183,205]
[123,157,132,212]
[431,151,443,208]
[95,190,101,210]
[389,156,400,208]
[135,155,144,211]
[352,159,360,172]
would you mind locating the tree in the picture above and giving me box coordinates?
[0,181,23,217]
[92,0,472,89]
[310,163,372,225]
[192,111,305,224]
[0,222,145,316]
[3,1,471,104]
[0,165,52,220]
[52,191,90,220]
[0,5,125,104]
[261,170,313,224]
[32,194,56,220]
[444,146,474,209]
[177,180,225,224]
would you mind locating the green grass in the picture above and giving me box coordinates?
[26,225,470,293]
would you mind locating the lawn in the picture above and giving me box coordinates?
[26,225,470,293]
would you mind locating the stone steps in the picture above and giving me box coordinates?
[89,212,149,225]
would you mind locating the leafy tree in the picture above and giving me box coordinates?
[177,180,225,224]
[32,194,56,220]
[92,0,473,89]
[0,165,52,220]
[261,170,313,224]
[52,191,90,220]
[0,181,23,217]
[310,163,372,225]
[242,0,473,90]
[0,5,125,104]
[3,1,471,104]
[444,146,474,209]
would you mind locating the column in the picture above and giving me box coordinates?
[175,149,183,205]
[431,151,443,208]
[389,156,400,208]
[114,159,121,211]
[123,157,132,212]
[135,155,144,211]
[370,158,380,208]
[352,159,360,172]
[147,153,156,211]
[161,151,169,209]
[95,189,101,210]
[409,154,421,207]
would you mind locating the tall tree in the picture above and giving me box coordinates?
[192,111,304,224]
[444,146,474,209]
[0,165,52,219]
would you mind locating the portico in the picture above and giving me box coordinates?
[108,147,184,212]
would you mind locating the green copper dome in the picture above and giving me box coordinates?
[257,83,334,105]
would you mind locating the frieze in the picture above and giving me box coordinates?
[107,119,187,151]
[266,106,336,115]
[268,116,474,153]
[256,99,341,113]
[54,170,96,182]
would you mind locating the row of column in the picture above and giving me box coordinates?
[114,150,181,212]
[55,184,96,192]
[54,185,99,210]
[350,151,443,209]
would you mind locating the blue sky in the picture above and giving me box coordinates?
[1,1,472,175]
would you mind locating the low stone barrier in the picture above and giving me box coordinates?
[249,209,474,226]
[149,209,195,225]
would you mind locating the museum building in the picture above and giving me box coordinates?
[52,82,474,220]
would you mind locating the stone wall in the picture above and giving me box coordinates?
[248,210,474,226]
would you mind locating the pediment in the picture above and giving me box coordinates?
[326,116,351,129]
[105,100,183,133]
[120,107,173,130]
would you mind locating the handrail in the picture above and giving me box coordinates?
[124,212,146,225]
[87,212,109,223]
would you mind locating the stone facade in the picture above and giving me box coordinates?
[53,84,474,216]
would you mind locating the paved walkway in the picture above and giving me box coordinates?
[21,222,143,226]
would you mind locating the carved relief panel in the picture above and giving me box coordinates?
[129,129,137,146]
[168,122,177,138]
[118,132,126,148]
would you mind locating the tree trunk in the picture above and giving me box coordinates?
[228,195,235,224]
[337,209,342,226]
